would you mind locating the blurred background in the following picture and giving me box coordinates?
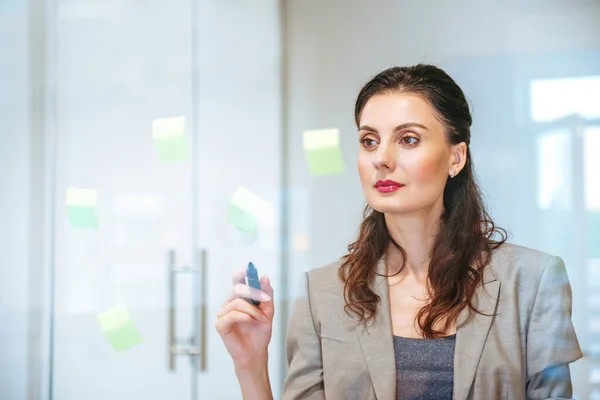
[1,0,599,399]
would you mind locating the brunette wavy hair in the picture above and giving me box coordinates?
[338,64,507,338]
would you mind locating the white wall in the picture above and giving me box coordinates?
[0,1,30,399]
[284,0,600,397]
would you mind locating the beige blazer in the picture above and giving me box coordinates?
[282,243,583,400]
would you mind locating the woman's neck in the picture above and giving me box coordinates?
[384,206,442,280]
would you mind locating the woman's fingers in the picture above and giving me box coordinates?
[220,269,275,317]
[217,297,268,322]
[260,276,274,298]
[215,309,254,336]
[257,276,275,316]
[228,283,272,303]
[230,268,272,301]
[231,268,246,286]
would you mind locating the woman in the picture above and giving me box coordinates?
[215,64,583,399]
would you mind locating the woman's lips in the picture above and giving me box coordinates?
[376,185,403,193]
[374,180,404,193]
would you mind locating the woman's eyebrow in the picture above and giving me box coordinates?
[358,122,428,132]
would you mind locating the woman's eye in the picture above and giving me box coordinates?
[360,138,377,147]
[401,136,419,145]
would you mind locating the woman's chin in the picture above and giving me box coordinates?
[369,201,412,215]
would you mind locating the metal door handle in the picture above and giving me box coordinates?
[168,250,176,370]
[167,249,207,371]
[197,248,207,371]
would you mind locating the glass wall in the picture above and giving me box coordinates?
[0,1,33,398]
[283,1,600,398]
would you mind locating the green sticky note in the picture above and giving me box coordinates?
[235,226,259,245]
[305,147,345,175]
[303,128,345,175]
[227,203,258,233]
[66,188,99,229]
[67,206,99,229]
[98,305,143,352]
[226,187,271,233]
[155,135,190,162]
[152,116,190,162]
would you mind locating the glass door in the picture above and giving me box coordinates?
[50,0,198,398]
[49,0,285,398]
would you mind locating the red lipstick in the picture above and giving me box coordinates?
[374,180,404,193]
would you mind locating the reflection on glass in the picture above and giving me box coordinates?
[530,76,600,123]
[537,130,572,210]
[532,75,600,398]
[584,127,600,211]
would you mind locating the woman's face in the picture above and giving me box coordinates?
[357,92,458,215]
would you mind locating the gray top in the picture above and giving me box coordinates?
[393,334,456,400]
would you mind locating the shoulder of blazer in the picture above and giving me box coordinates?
[304,260,348,316]
[305,259,345,298]
[488,242,559,287]
[304,259,364,336]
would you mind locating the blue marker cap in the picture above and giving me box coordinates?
[246,262,261,305]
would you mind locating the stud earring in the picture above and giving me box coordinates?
[450,169,457,178]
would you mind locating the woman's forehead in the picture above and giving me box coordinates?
[359,93,443,131]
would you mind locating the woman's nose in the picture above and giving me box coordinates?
[373,143,396,171]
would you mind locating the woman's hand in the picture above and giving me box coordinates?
[215,268,275,371]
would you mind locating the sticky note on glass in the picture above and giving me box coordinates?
[303,128,345,175]
[66,187,99,229]
[97,304,143,352]
[227,187,271,233]
[152,116,190,162]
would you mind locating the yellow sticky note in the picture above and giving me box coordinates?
[98,304,143,352]
[227,187,271,233]
[152,116,185,139]
[303,128,345,175]
[66,187,97,206]
[66,187,99,229]
[152,116,190,162]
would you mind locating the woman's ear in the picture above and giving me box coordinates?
[449,142,467,176]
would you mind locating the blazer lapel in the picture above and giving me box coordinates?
[453,263,500,400]
[355,258,396,400]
